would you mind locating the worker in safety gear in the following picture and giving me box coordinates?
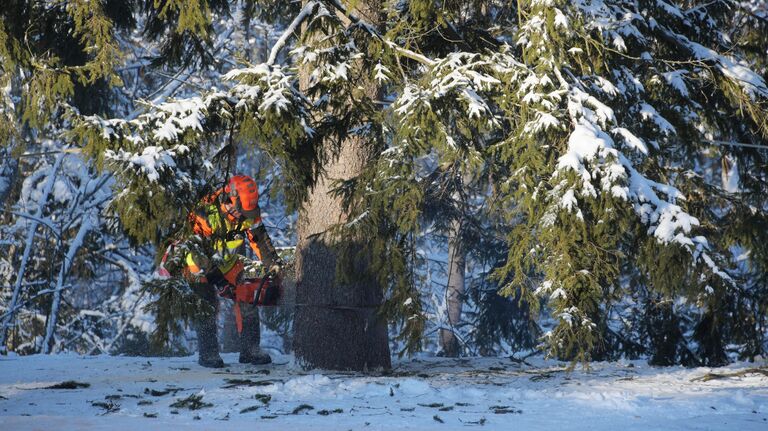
[185,174,283,368]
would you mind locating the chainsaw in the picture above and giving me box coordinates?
[233,247,295,307]
[233,271,282,306]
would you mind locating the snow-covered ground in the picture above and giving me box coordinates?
[1,352,766,430]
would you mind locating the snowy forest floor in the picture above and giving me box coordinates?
[1,353,766,430]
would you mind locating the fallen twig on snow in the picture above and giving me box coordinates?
[91,400,120,414]
[45,380,90,389]
[291,404,315,414]
[222,378,280,388]
[691,367,768,382]
[144,386,184,396]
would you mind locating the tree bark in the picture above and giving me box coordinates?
[293,0,391,371]
[0,148,18,206]
[294,137,391,370]
[439,218,466,357]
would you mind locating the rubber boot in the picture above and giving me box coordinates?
[238,304,271,365]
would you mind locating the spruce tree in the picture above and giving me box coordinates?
[5,0,767,368]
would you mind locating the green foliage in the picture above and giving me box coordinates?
[141,277,214,349]
[170,393,213,410]
[154,0,212,36]
[67,64,314,243]
[17,0,123,128]
[0,22,19,147]
[466,223,541,356]
[66,0,124,86]
[8,0,767,365]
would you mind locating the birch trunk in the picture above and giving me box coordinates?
[42,216,91,353]
[439,218,466,357]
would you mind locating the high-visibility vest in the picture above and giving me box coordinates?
[186,202,263,275]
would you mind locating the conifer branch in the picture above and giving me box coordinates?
[267,1,319,65]
[324,0,435,66]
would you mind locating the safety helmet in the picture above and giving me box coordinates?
[225,175,260,215]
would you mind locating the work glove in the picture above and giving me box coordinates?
[206,267,234,298]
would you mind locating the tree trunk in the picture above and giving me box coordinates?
[43,216,91,353]
[0,148,18,205]
[293,0,391,371]
[293,137,391,370]
[439,218,465,357]
[721,155,740,193]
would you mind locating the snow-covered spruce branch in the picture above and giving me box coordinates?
[81,61,304,142]
[74,0,445,186]
[126,27,236,121]
[393,52,503,127]
[656,25,768,100]
[267,1,319,66]
[517,2,747,277]
[500,0,767,360]
[324,0,435,66]
[538,72,734,287]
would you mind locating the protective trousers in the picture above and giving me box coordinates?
[190,282,220,363]
[238,302,261,357]
[191,282,261,361]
